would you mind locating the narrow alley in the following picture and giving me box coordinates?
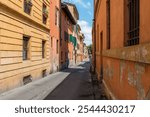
[45,61,93,100]
[1,0,149,102]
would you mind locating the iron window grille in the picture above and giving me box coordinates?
[42,70,47,78]
[23,75,32,85]
[127,0,139,46]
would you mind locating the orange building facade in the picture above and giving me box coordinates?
[76,24,85,64]
[93,0,150,99]
[49,0,61,73]
[60,2,79,68]
[0,0,50,93]
[60,3,76,70]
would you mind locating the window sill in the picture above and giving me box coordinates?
[22,60,31,63]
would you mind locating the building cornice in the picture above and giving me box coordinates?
[103,43,150,64]
[63,2,79,20]
[61,3,76,25]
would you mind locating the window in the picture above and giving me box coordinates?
[64,31,68,41]
[23,36,30,60]
[55,7,59,26]
[51,37,53,48]
[42,40,46,58]
[65,16,67,21]
[23,75,32,85]
[24,0,33,15]
[61,51,63,60]
[77,44,79,49]
[67,19,70,25]
[42,70,47,77]
[127,0,139,46]
[97,25,100,52]
[56,40,59,54]
[106,0,110,49]
[60,38,62,46]
[42,3,48,24]
[100,31,103,51]
[80,38,82,43]
[65,52,68,60]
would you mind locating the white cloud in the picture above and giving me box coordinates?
[63,0,92,45]
[75,0,91,9]
[78,20,92,45]
[87,2,91,7]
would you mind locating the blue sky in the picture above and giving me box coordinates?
[63,0,94,45]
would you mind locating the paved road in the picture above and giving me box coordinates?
[45,61,94,100]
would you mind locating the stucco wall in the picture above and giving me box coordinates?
[60,8,75,69]
[0,0,50,93]
[94,0,150,99]
[49,0,60,72]
[140,0,150,44]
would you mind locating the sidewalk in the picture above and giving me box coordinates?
[0,71,70,100]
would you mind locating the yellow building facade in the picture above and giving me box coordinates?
[0,0,50,93]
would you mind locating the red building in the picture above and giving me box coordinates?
[60,2,77,70]
[49,0,61,73]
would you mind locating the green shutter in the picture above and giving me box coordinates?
[69,35,77,47]
[73,37,77,47]
[70,35,73,42]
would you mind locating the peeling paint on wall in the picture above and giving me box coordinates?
[140,47,148,62]
[145,88,150,100]
[104,65,114,79]
[128,63,146,99]
[120,60,125,82]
